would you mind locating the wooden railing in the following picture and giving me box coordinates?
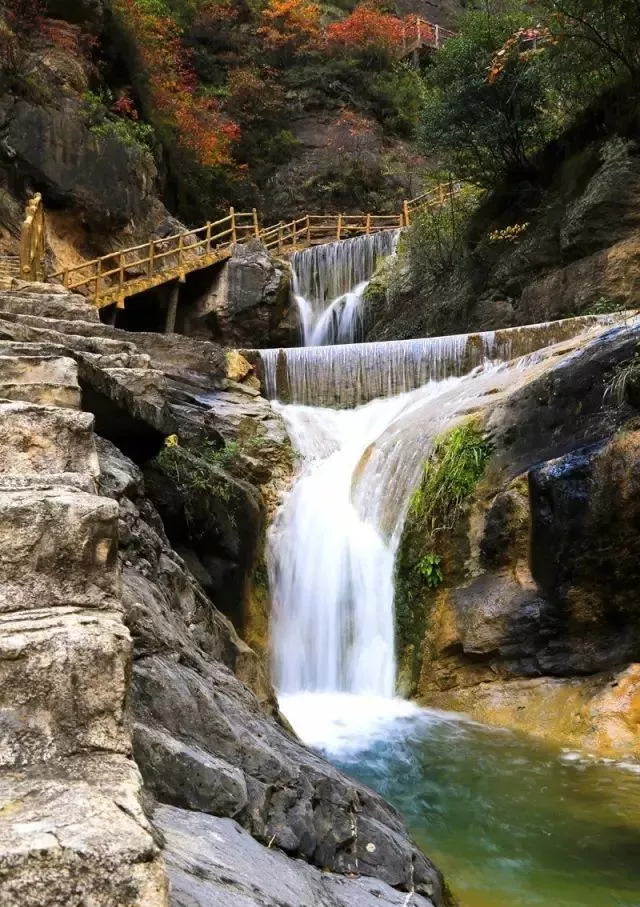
[37,182,462,309]
[49,209,260,309]
[401,16,456,57]
[20,194,46,282]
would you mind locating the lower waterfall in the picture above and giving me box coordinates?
[268,347,558,700]
[265,320,640,907]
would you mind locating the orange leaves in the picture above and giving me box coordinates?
[326,3,405,56]
[113,0,240,169]
[487,26,554,84]
[258,0,322,54]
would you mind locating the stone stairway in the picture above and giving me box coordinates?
[0,293,168,904]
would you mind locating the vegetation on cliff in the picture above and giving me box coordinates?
[394,418,491,693]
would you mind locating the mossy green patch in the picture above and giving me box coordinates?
[394,418,491,694]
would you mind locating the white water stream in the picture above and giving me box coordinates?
[269,233,625,748]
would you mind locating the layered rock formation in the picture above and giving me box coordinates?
[395,320,640,758]
[0,281,449,906]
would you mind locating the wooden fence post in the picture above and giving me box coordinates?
[165,280,179,334]
[278,222,283,253]
[337,214,343,241]
[178,233,185,279]
[62,268,69,289]
[148,240,155,278]
[438,183,445,204]
[118,251,124,302]
[403,200,410,227]
[95,258,102,307]
[206,222,212,254]
[435,23,440,48]
[230,207,237,244]
[366,213,371,235]
[252,208,260,239]
[306,215,311,245]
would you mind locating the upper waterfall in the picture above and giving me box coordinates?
[291,230,398,346]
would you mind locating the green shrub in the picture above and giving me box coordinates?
[410,420,492,535]
[417,553,443,589]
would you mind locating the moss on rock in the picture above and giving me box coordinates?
[394,418,491,695]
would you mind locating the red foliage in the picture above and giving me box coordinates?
[326,3,405,56]
[487,26,555,84]
[113,0,240,168]
[258,0,322,55]
[113,92,139,120]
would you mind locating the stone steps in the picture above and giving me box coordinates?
[0,401,98,477]
[0,355,80,407]
[0,608,130,767]
[0,755,168,907]
[0,257,19,290]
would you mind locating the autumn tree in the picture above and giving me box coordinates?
[326,3,405,65]
[258,0,322,63]
[113,0,240,171]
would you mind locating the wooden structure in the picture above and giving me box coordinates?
[400,16,456,58]
[33,182,462,312]
[20,194,46,282]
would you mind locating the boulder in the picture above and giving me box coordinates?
[183,240,300,348]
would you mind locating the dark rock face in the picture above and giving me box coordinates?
[143,454,263,625]
[183,241,300,348]
[6,101,159,229]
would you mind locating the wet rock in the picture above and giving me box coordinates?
[156,806,438,907]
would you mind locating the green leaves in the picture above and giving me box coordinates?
[417,553,443,589]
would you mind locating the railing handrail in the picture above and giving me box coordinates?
[27,182,462,308]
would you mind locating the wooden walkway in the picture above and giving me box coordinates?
[18,183,460,312]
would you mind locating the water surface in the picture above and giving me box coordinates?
[281,693,640,907]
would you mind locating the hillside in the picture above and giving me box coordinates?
[0,0,461,273]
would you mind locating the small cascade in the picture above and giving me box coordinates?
[256,315,613,407]
[291,230,398,345]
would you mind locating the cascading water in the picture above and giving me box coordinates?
[291,230,397,346]
[255,314,618,406]
[268,345,574,700]
[269,379,462,696]
[264,317,640,907]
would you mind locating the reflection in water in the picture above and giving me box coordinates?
[280,693,640,907]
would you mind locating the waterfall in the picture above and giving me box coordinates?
[254,314,616,407]
[268,339,582,698]
[291,231,398,346]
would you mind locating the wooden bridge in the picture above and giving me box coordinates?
[17,182,460,321]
